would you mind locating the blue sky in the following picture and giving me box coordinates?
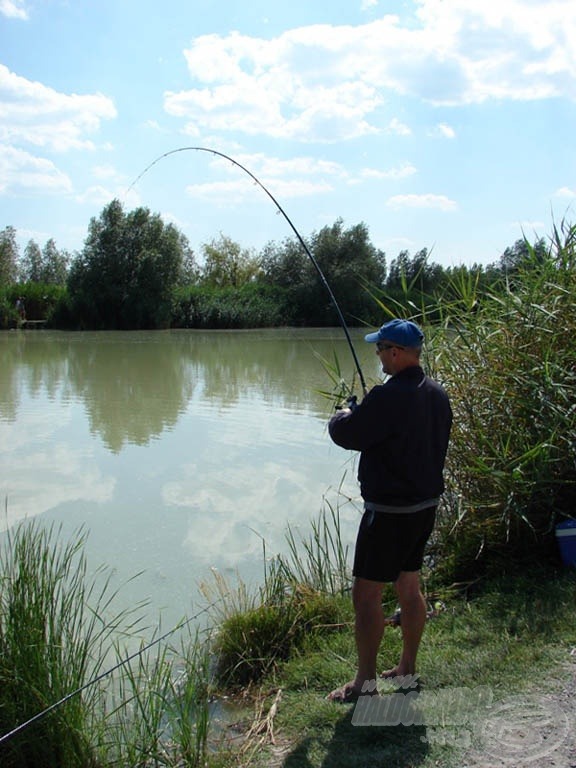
[1,0,575,268]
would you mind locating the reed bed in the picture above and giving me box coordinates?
[371,221,576,581]
[0,520,215,768]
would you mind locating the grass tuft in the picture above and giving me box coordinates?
[203,503,353,689]
[0,519,217,768]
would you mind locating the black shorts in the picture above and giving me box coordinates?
[352,507,436,583]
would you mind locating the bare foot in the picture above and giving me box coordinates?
[380,669,420,689]
[327,680,379,703]
[381,666,404,679]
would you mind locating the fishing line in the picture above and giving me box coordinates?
[0,597,224,747]
[127,146,368,395]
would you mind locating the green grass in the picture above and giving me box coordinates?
[245,569,576,768]
[0,520,218,768]
[201,492,576,767]
[200,500,576,766]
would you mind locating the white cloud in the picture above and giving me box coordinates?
[186,177,332,204]
[386,193,457,211]
[76,183,140,208]
[387,117,412,136]
[168,76,381,142]
[429,122,456,139]
[75,185,115,205]
[178,150,419,203]
[0,0,27,19]
[180,152,420,207]
[381,235,416,252]
[516,220,545,233]
[0,144,72,194]
[224,152,347,179]
[360,163,417,180]
[361,0,379,10]
[555,186,576,198]
[0,64,117,152]
[182,151,366,203]
[165,4,576,140]
[91,164,123,181]
[413,0,576,104]
[160,211,186,229]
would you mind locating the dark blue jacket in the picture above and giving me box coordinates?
[329,366,452,506]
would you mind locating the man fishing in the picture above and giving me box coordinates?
[327,318,452,703]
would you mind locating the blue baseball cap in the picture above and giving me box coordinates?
[364,319,424,348]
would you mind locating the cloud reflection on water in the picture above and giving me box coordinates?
[0,329,368,625]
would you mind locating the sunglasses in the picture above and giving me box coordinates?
[376,342,405,352]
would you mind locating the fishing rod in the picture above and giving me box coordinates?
[128,146,368,395]
[0,596,224,747]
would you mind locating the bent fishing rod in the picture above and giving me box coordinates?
[128,146,368,395]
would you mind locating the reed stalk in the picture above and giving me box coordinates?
[0,520,214,768]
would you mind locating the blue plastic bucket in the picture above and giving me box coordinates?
[555,519,576,567]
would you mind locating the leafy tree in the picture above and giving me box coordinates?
[68,199,189,329]
[260,236,309,290]
[385,247,443,294]
[308,219,386,325]
[21,239,43,283]
[20,238,69,285]
[0,226,19,285]
[180,242,200,286]
[260,219,386,326]
[41,238,70,285]
[201,234,260,288]
[498,237,548,275]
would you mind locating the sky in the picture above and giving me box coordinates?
[1,0,575,269]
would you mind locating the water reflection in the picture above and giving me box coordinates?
[0,329,375,626]
[1,329,373,445]
[67,334,196,453]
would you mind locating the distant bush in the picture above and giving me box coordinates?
[0,284,67,329]
[173,283,291,329]
[0,289,14,329]
[67,200,188,330]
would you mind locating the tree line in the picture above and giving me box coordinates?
[0,199,549,330]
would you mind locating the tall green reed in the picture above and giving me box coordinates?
[0,521,140,767]
[0,520,215,768]
[99,628,213,768]
[267,499,350,598]
[369,220,576,580]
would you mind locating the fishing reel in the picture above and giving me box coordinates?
[335,395,358,412]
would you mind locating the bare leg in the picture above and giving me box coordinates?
[353,577,385,688]
[327,576,384,701]
[381,570,426,679]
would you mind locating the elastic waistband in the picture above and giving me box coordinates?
[364,499,439,515]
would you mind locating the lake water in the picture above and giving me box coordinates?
[0,328,380,633]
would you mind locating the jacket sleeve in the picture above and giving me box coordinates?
[328,388,388,452]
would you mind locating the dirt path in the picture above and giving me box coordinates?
[460,651,576,767]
